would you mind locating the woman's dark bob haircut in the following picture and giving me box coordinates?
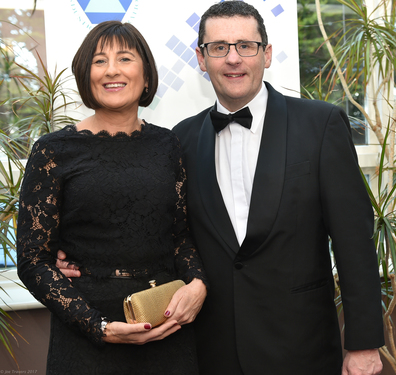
[72,21,158,109]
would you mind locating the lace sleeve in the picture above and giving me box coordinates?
[172,141,208,286]
[17,137,104,345]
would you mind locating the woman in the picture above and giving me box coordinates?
[17,21,207,374]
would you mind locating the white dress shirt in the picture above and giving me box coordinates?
[215,83,268,245]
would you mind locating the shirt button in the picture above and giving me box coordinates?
[234,262,243,270]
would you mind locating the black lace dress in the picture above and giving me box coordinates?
[17,123,207,375]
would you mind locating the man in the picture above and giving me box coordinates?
[59,1,384,374]
[172,1,383,374]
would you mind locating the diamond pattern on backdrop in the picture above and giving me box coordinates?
[77,0,133,23]
[73,0,287,111]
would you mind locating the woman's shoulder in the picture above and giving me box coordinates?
[144,122,179,141]
[144,122,172,134]
[30,125,76,155]
[35,124,75,142]
[144,123,182,160]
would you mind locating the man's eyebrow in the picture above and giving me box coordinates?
[208,39,250,43]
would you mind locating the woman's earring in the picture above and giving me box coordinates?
[145,87,149,93]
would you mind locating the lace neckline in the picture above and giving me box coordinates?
[65,121,148,139]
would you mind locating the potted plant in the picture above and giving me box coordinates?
[309,0,396,371]
[0,42,78,365]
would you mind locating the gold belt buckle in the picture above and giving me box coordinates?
[113,269,133,278]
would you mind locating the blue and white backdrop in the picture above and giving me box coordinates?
[44,0,299,129]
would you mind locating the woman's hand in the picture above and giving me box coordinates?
[164,278,207,325]
[102,320,181,345]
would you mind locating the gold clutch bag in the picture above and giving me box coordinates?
[123,279,185,327]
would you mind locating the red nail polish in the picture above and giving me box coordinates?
[165,310,170,317]
[144,324,151,330]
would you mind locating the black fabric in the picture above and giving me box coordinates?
[210,106,252,133]
[17,123,205,375]
[173,82,384,375]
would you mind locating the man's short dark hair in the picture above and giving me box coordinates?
[72,21,158,109]
[198,1,268,50]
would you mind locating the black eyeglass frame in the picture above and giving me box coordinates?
[199,41,266,58]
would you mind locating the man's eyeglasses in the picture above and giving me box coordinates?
[200,41,265,58]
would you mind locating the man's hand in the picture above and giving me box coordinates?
[56,250,81,278]
[342,349,382,375]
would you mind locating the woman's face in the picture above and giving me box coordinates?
[90,40,147,112]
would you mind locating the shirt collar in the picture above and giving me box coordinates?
[215,82,268,134]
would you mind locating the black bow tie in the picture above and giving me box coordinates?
[210,107,253,133]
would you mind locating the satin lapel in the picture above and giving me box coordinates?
[196,108,240,255]
[239,83,287,257]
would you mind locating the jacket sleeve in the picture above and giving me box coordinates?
[319,106,384,350]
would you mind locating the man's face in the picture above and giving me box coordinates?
[196,16,272,112]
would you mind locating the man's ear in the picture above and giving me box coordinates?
[196,46,207,72]
[264,44,273,69]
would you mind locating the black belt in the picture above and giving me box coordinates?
[80,267,165,279]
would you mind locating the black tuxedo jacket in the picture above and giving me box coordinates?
[173,83,384,375]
